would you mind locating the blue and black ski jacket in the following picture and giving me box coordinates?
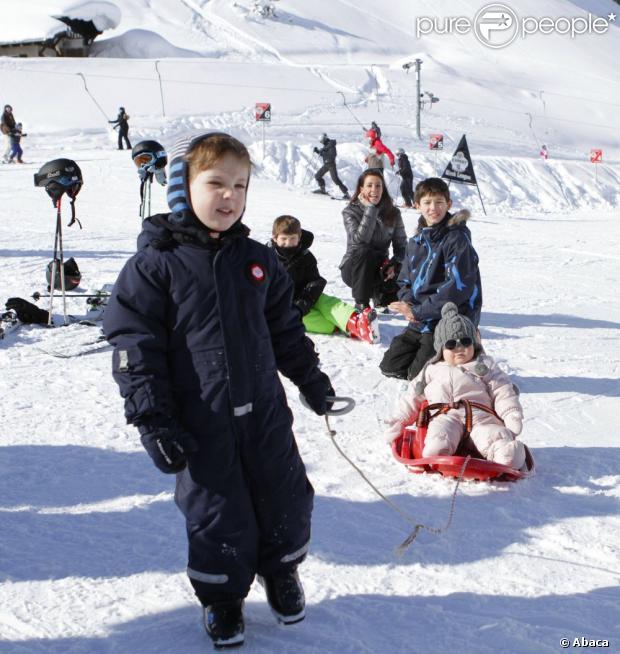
[397,209,482,333]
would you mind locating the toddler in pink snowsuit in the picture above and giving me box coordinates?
[384,302,526,469]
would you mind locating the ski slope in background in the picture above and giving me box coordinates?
[1,1,619,652]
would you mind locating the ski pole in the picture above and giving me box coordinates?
[33,292,110,301]
[57,200,69,326]
[47,199,63,326]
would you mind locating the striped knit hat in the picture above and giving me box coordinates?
[166,131,243,225]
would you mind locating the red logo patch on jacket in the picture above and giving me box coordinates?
[247,262,266,285]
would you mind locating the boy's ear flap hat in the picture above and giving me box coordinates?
[414,302,485,395]
[166,131,250,228]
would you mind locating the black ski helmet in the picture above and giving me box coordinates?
[34,158,83,226]
[46,257,81,291]
[132,140,167,171]
[34,158,82,201]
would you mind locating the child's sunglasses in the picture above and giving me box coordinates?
[444,337,473,350]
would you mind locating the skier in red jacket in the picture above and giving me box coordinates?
[365,128,395,168]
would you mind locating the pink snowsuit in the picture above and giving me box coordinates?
[385,354,526,469]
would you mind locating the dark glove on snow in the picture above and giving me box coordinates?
[5,298,49,324]
[138,419,199,474]
[313,147,319,154]
[300,372,335,416]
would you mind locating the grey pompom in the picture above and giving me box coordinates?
[441,302,458,318]
[474,362,489,376]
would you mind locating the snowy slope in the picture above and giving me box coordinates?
[1,1,620,652]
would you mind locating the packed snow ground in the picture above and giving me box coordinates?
[1,0,620,652]
[1,140,619,653]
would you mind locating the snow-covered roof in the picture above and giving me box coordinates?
[0,0,120,43]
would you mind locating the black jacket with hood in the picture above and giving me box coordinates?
[268,229,326,316]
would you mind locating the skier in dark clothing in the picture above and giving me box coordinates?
[313,133,350,199]
[104,132,334,649]
[109,106,131,150]
[395,148,414,207]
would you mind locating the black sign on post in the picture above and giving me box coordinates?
[441,135,477,185]
[441,134,486,215]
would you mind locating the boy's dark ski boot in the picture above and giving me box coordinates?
[312,187,328,195]
[203,599,245,649]
[258,569,305,625]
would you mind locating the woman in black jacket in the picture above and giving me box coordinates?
[339,169,407,309]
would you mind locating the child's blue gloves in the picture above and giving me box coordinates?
[138,418,199,474]
[300,372,335,416]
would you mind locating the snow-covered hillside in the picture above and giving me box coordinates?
[1,1,619,652]
[2,0,620,211]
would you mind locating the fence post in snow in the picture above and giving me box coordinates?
[154,60,166,118]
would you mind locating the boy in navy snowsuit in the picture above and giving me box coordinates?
[104,132,334,648]
[380,177,482,381]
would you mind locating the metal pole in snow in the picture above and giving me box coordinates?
[476,184,488,216]
[415,59,422,140]
[154,60,166,118]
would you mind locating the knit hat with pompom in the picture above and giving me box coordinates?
[432,302,479,354]
[414,302,485,395]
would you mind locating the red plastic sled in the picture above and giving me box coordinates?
[391,400,534,482]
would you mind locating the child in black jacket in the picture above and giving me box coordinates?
[270,215,379,344]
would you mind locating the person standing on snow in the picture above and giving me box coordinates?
[104,131,334,649]
[395,148,414,207]
[365,127,395,169]
[109,106,132,150]
[312,133,350,199]
[8,122,26,163]
[1,105,16,163]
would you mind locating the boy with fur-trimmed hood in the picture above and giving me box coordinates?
[380,177,482,381]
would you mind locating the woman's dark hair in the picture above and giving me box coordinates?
[350,169,399,226]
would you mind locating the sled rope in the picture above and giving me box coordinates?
[323,416,470,554]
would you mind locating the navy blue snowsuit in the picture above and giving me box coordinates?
[104,134,329,604]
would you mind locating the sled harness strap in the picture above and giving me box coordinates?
[418,400,502,436]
